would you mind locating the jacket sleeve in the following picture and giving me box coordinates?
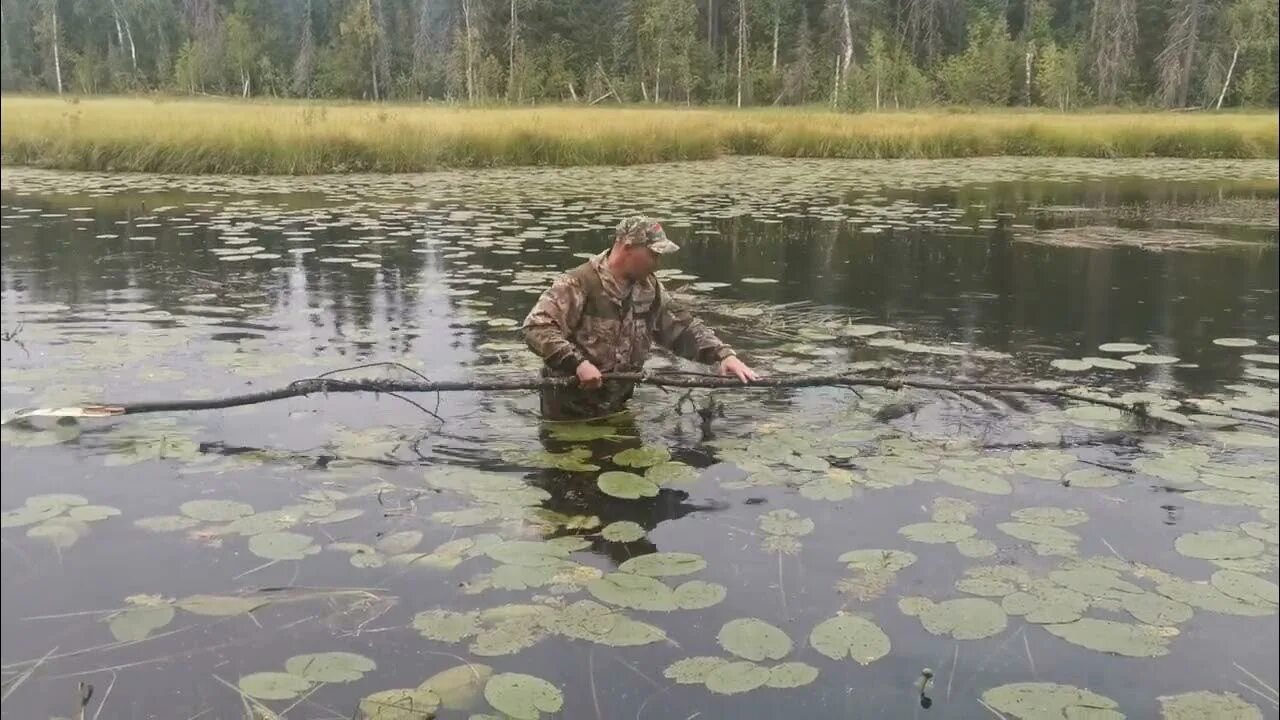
[652,281,736,364]
[522,274,587,373]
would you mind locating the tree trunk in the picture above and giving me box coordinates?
[736,0,746,108]
[1177,2,1200,107]
[462,0,475,102]
[771,6,779,72]
[839,0,853,77]
[51,1,62,95]
[1216,43,1239,110]
[875,74,880,110]
[1024,45,1033,106]
[640,79,649,102]
[708,0,714,51]
[508,0,517,102]
[242,69,251,97]
[831,52,839,107]
[124,16,137,71]
[655,45,662,102]
[111,0,125,49]
[567,81,577,101]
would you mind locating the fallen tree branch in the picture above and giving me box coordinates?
[6,371,1274,431]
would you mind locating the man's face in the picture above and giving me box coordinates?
[619,243,661,280]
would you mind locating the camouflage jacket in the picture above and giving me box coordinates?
[522,251,735,418]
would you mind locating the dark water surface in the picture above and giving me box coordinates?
[2,158,1278,719]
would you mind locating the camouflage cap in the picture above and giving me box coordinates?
[615,215,679,254]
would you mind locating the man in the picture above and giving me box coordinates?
[522,215,759,420]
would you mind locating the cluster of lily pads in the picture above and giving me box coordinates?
[1,493,120,548]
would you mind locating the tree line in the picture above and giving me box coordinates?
[1,0,1276,109]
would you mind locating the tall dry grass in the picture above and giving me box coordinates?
[2,96,1275,174]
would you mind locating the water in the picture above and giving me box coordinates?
[2,158,1278,720]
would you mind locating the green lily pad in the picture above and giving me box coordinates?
[1051,359,1093,372]
[645,461,699,485]
[311,508,366,525]
[486,540,573,567]
[66,505,121,522]
[900,522,977,544]
[937,468,1013,495]
[1157,691,1263,720]
[1124,353,1180,365]
[286,652,377,683]
[238,671,313,701]
[613,445,671,468]
[220,511,300,536]
[597,471,659,499]
[955,538,999,558]
[1011,507,1089,527]
[618,551,706,577]
[1239,521,1279,544]
[1099,342,1148,353]
[998,522,1080,548]
[107,603,175,641]
[1211,570,1279,606]
[1062,468,1122,488]
[358,687,441,719]
[1214,338,1258,347]
[413,610,480,642]
[27,520,83,548]
[587,572,677,611]
[1002,585,1090,624]
[248,531,319,561]
[1175,530,1265,560]
[432,507,502,527]
[1084,357,1136,371]
[718,618,793,662]
[601,521,646,542]
[982,682,1123,720]
[704,661,771,695]
[25,493,89,511]
[134,515,201,532]
[470,618,549,657]
[809,615,890,665]
[930,497,978,523]
[2,503,65,529]
[665,656,730,684]
[838,549,918,573]
[766,662,820,688]
[799,476,856,501]
[759,509,815,536]
[1156,579,1276,616]
[1043,618,1171,657]
[376,531,424,555]
[176,594,268,616]
[1121,592,1193,626]
[1010,449,1077,480]
[419,663,493,711]
[179,499,254,522]
[904,597,1008,640]
[674,580,727,610]
[483,673,563,720]
[548,423,624,441]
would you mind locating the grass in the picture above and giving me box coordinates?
[2,95,1277,175]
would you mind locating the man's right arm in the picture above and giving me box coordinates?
[521,275,587,373]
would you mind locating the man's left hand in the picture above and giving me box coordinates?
[719,356,759,384]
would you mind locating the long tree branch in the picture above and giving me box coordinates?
[6,371,1276,430]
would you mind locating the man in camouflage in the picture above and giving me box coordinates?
[522,216,759,420]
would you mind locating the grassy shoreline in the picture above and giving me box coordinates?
[2,96,1277,175]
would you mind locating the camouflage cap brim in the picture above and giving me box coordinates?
[649,237,680,254]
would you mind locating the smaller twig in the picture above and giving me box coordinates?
[91,672,117,720]
[589,648,602,720]
[234,559,280,580]
[1237,681,1280,709]
[1235,662,1279,699]
[977,698,1010,719]
[1100,538,1125,562]
[946,644,958,699]
[1022,634,1036,676]
[1,645,58,702]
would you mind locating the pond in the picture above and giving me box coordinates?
[2,157,1278,720]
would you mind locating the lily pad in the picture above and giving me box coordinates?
[718,618,793,662]
[66,505,121,522]
[1123,353,1180,365]
[134,515,201,532]
[419,663,493,711]
[1062,468,1122,488]
[1099,342,1148,353]
[665,656,730,684]
[704,661,771,695]
[982,682,1123,720]
[645,461,698,485]
[359,688,441,719]
[998,522,1080,548]
[412,610,480,642]
[179,499,254,522]
[587,572,677,611]
[286,652,377,683]
[1051,359,1093,372]
[612,445,671,468]
[937,468,1013,495]
[759,509,815,536]
[1214,338,1258,347]
[597,471,659,499]
[1043,618,1171,657]
[905,597,1008,640]
[238,671,313,701]
[248,531,319,560]
[1156,579,1276,616]
[376,531,424,555]
[799,477,856,501]
[483,673,563,720]
[107,603,175,641]
[1,503,65,528]
[618,551,706,577]
[1174,530,1265,560]
[674,580,727,610]
[601,521,646,543]
[27,521,82,548]
[1158,691,1263,720]
[1121,592,1193,626]
[955,538,999,558]
[838,549,917,573]
[900,522,977,544]
[1211,570,1278,606]
[1011,507,1089,527]
[809,615,891,665]
[176,594,268,616]
[765,662,820,688]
